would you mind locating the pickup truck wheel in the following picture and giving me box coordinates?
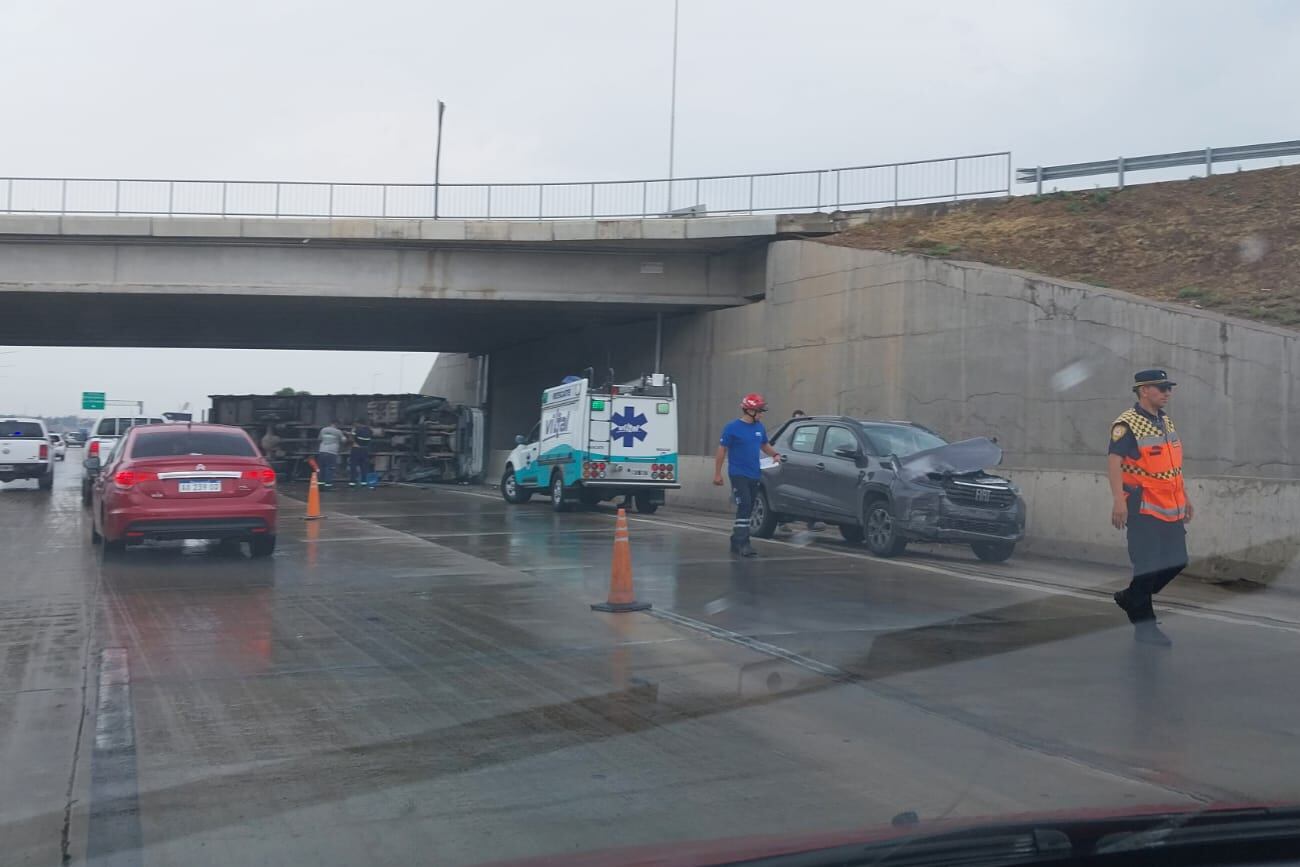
[749,489,779,539]
[550,472,572,513]
[38,470,53,491]
[501,466,532,504]
[81,479,92,508]
[839,524,865,545]
[971,541,1016,563]
[863,498,907,558]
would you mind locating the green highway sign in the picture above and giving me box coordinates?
[82,391,106,410]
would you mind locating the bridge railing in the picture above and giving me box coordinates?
[0,152,1011,220]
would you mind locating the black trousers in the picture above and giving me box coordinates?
[729,475,760,548]
[1123,513,1188,623]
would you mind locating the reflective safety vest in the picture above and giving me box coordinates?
[1114,408,1186,522]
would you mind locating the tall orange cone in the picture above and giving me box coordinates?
[591,508,650,612]
[303,471,323,521]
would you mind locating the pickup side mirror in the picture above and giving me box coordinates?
[515,434,527,446]
[833,445,862,460]
[83,457,101,471]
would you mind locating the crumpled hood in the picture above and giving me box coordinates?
[895,437,1003,480]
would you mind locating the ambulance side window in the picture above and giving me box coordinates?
[528,423,540,445]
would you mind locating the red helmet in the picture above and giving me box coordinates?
[740,393,768,412]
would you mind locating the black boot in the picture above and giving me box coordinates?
[731,542,758,558]
[1113,589,1132,614]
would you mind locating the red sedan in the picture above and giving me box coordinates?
[89,423,278,556]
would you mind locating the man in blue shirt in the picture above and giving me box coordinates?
[713,392,782,557]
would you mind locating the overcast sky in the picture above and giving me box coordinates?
[2,0,1298,415]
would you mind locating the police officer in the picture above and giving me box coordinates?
[713,393,782,557]
[1108,369,1193,646]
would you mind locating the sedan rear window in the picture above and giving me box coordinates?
[130,431,257,458]
[1,421,44,438]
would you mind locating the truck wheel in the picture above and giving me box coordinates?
[501,466,532,504]
[38,470,53,491]
[971,541,1016,563]
[550,472,572,513]
[749,488,779,539]
[633,493,659,515]
[81,479,92,508]
[839,524,865,545]
[863,497,907,558]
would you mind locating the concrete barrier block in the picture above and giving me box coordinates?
[372,219,424,240]
[554,221,598,241]
[685,215,776,238]
[506,222,553,242]
[0,215,63,235]
[240,219,331,238]
[61,216,152,235]
[641,219,684,240]
[419,220,467,241]
[150,217,242,237]
[466,221,510,242]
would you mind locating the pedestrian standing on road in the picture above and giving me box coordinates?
[1108,369,1193,647]
[779,409,826,535]
[713,393,781,557]
[349,418,373,487]
[261,425,284,480]
[317,419,345,490]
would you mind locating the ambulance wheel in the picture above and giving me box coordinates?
[501,466,531,504]
[550,472,573,512]
[633,493,660,515]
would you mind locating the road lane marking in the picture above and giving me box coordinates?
[429,485,1300,635]
[87,647,142,866]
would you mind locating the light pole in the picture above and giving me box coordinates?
[667,0,680,210]
[434,100,446,219]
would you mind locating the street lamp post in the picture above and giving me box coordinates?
[434,100,446,219]
[667,0,680,211]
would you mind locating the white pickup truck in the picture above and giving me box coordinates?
[81,416,163,505]
[0,417,55,490]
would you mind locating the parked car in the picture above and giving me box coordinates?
[82,416,164,506]
[0,418,54,490]
[753,417,1026,562]
[48,434,67,461]
[87,423,278,556]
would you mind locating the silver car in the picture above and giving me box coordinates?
[752,417,1027,562]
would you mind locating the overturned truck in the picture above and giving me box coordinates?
[209,393,485,483]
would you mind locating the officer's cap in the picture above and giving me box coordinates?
[1132,369,1176,391]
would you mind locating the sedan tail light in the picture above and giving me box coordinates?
[113,470,158,488]
[242,468,277,486]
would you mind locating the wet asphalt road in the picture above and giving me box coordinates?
[4,464,1300,866]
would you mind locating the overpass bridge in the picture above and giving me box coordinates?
[0,212,834,351]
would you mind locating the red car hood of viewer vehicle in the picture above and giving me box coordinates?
[473,803,1282,867]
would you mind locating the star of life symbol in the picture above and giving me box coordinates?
[610,406,648,447]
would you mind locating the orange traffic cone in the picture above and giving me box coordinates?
[591,508,650,613]
[303,471,323,521]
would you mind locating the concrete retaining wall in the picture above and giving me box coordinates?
[447,239,1300,583]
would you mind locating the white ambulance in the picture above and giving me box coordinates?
[501,373,679,513]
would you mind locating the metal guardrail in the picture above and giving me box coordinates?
[0,152,1011,221]
[1018,139,1300,193]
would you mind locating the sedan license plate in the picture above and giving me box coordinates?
[179,480,223,493]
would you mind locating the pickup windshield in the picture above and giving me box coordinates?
[95,418,164,437]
